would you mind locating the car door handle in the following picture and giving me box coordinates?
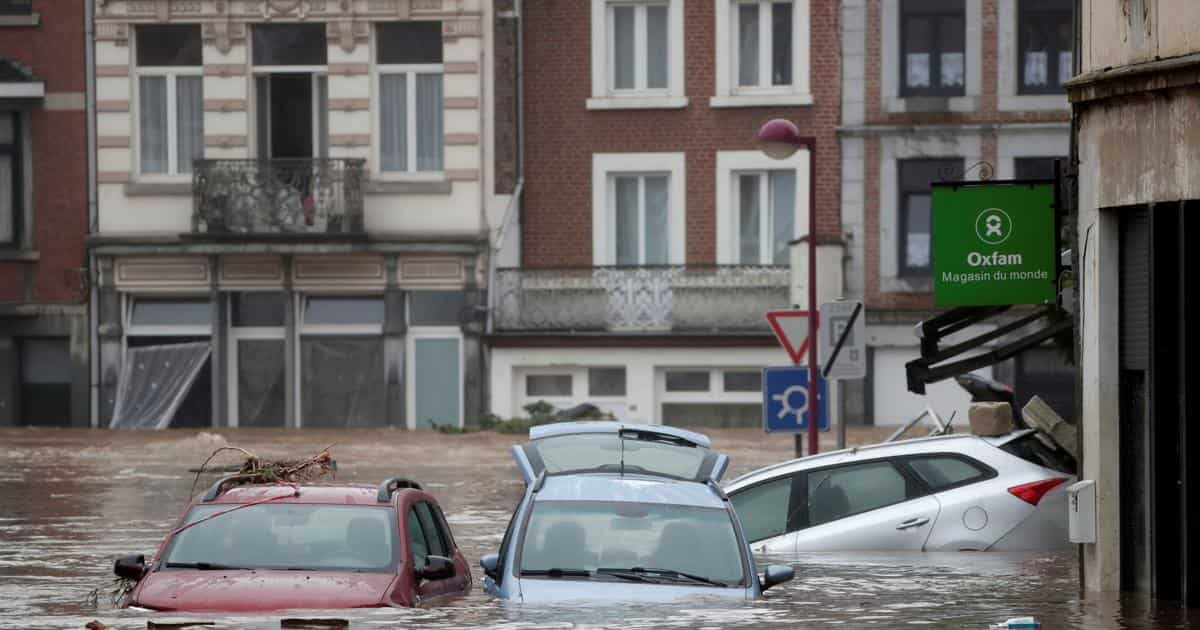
[896,517,930,530]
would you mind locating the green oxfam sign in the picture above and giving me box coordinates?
[932,181,1057,307]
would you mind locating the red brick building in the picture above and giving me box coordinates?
[839,0,1074,427]
[488,0,843,427]
[0,0,89,426]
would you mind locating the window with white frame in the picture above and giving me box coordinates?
[714,0,809,105]
[593,153,686,266]
[377,22,444,174]
[734,170,795,265]
[658,367,765,428]
[589,0,684,106]
[299,295,386,428]
[611,173,669,265]
[135,25,203,176]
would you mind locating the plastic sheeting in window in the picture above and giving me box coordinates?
[110,342,211,430]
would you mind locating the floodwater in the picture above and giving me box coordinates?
[0,427,1195,630]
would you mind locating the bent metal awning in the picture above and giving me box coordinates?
[0,58,44,99]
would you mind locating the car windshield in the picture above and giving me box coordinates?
[531,434,710,480]
[519,500,744,586]
[163,504,396,572]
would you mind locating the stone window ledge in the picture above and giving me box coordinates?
[0,249,39,261]
[0,14,39,27]
[364,179,452,195]
[586,96,689,111]
[709,93,814,109]
[124,181,191,196]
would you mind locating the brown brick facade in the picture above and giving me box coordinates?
[0,0,88,305]
[520,0,843,268]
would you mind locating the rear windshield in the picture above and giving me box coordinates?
[163,504,397,572]
[530,433,710,480]
[1000,433,1075,474]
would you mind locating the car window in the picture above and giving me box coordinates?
[806,461,909,527]
[415,502,449,557]
[431,504,457,551]
[493,501,522,585]
[407,507,428,570]
[163,504,396,572]
[730,475,794,543]
[519,500,745,585]
[1000,433,1075,474]
[906,456,987,491]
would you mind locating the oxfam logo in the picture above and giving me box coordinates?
[975,208,1012,245]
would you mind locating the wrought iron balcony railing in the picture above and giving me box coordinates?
[192,158,366,236]
[493,266,791,332]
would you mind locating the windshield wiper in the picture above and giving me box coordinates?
[596,567,731,587]
[520,568,591,578]
[165,562,249,571]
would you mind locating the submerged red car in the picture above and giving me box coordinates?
[114,476,470,611]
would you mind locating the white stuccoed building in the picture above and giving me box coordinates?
[89,0,517,430]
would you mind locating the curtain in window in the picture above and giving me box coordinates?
[612,6,636,89]
[110,342,211,430]
[738,3,759,86]
[738,174,761,263]
[316,75,329,158]
[379,74,407,171]
[416,73,443,171]
[175,76,203,174]
[905,193,932,269]
[771,2,793,85]
[139,76,168,174]
[643,175,669,265]
[615,176,639,265]
[0,113,13,244]
[770,171,796,265]
[646,5,669,89]
[301,337,386,428]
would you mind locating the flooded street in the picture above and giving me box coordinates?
[0,427,1195,629]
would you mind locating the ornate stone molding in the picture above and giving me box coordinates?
[327,20,368,53]
[201,21,246,55]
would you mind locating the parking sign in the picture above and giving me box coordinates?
[762,367,829,433]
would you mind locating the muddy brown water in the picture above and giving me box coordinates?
[0,427,1195,629]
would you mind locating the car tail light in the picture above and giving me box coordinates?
[1008,478,1069,506]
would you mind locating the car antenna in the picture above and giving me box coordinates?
[619,431,625,477]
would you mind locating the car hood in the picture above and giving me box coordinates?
[132,570,398,612]
[515,577,751,603]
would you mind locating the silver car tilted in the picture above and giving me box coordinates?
[724,429,1075,553]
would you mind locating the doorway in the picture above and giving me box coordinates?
[255,73,328,160]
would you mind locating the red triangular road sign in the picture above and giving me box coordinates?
[766,310,813,364]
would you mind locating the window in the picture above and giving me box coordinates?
[0,0,32,15]
[735,1,792,89]
[1017,0,1072,95]
[300,295,385,428]
[129,297,212,328]
[407,507,429,571]
[898,159,960,277]
[900,0,965,97]
[0,111,21,246]
[609,3,668,92]
[806,461,910,527]
[589,0,684,107]
[231,292,286,328]
[377,22,443,174]
[735,171,795,264]
[415,502,450,557]
[905,455,989,491]
[588,367,626,397]
[526,374,572,397]
[19,338,71,427]
[730,475,795,543]
[593,153,685,266]
[723,370,762,392]
[665,370,710,392]
[303,296,384,326]
[136,25,203,176]
[1014,157,1063,180]
[252,24,327,66]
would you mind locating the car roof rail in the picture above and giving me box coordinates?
[377,477,422,503]
[201,475,246,502]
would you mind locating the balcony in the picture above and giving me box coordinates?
[493,266,791,333]
[192,158,366,237]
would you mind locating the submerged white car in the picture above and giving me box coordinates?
[724,430,1074,552]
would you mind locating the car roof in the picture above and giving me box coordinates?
[203,484,406,506]
[534,473,727,510]
[724,432,1005,489]
[530,421,712,449]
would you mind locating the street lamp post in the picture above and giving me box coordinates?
[757,118,819,457]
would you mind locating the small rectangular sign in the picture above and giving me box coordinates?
[819,300,866,380]
[932,181,1057,307]
[762,367,829,433]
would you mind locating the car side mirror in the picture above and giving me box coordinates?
[418,555,456,581]
[114,554,146,581]
[761,564,794,591]
[480,553,500,579]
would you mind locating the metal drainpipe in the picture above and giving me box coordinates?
[85,0,99,428]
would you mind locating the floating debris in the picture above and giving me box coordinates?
[188,444,337,499]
